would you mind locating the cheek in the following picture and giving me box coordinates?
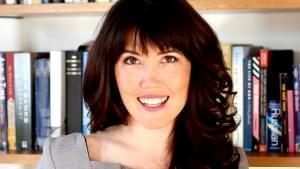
[161,66,191,91]
[115,68,139,94]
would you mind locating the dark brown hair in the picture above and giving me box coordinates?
[83,0,240,168]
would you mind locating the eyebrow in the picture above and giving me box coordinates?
[123,49,181,55]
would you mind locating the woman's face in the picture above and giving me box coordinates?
[115,40,191,129]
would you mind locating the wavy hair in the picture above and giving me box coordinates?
[83,0,240,168]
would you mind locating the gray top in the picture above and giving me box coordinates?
[36,133,249,169]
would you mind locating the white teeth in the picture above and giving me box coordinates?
[138,96,168,107]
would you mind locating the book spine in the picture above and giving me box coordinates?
[34,56,50,151]
[267,100,282,152]
[0,53,8,152]
[14,53,34,151]
[287,89,295,153]
[81,51,90,136]
[279,73,288,152]
[259,49,268,152]
[20,0,32,4]
[50,51,66,137]
[294,65,300,152]
[232,46,248,147]
[243,56,252,151]
[252,56,260,151]
[5,52,16,151]
[66,51,82,134]
[5,0,17,4]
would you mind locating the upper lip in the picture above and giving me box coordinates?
[137,96,169,105]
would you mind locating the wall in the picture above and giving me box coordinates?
[1,10,300,169]
[2,11,300,63]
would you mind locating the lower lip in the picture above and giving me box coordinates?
[141,103,167,112]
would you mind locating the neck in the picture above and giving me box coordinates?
[121,119,174,156]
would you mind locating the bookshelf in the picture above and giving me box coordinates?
[1,0,300,168]
[1,153,300,167]
[1,0,300,17]
[0,153,40,165]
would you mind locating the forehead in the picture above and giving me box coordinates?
[124,30,169,54]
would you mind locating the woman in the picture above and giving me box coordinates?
[37,0,249,168]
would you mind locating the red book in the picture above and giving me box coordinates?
[5,52,16,151]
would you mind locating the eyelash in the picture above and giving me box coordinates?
[122,55,178,65]
[123,56,140,65]
[161,55,178,63]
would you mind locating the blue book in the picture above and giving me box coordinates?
[243,56,253,152]
[34,55,50,151]
[243,46,262,152]
[81,51,90,136]
[0,53,8,152]
[294,65,300,152]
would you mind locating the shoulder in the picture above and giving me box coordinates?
[85,125,128,162]
[49,132,86,148]
[36,133,92,169]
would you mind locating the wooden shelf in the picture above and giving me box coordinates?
[1,152,300,166]
[0,152,41,165]
[248,152,300,167]
[0,2,113,17]
[1,0,300,17]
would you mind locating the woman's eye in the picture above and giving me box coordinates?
[162,55,178,63]
[124,56,140,65]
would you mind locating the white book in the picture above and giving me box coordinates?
[5,0,17,4]
[231,45,251,148]
[50,51,66,137]
[96,0,110,2]
[14,52,34,151]
[64,0,72,3]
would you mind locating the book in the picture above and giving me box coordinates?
[279,73,289,152]
[5,52,16,151]
[294,65,300,152]
[79,46,90,136]
[252,55,260,151]
[287,88,295,153]
[5,0,17,4]
[34,54,50,151]
[50,51,66,137]
[265,49,293,152]
[280,73,295,153]
[0,52,8,152]
[259,49,268,152]
[244,46,262,152]
[231,44,252,147]
[14,52,34,151]
[66,51,82,134]
[19,0,32,4]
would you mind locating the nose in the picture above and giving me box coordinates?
[139,64,161,89]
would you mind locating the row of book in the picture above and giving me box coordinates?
[0,0,116,5]
[0,46,90,152]
[222,43,300,153]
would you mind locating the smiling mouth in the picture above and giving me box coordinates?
[137,96,169,107]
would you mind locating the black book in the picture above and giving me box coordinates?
[265,49,294,152]
[65,51,82,134]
